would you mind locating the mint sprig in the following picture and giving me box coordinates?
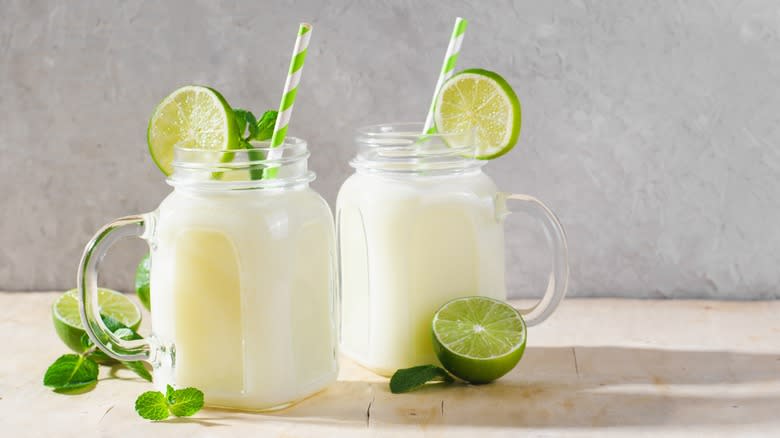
[44,314,153,394]
[233,109,277,142]
[43,354,99,392]
[232,109,277,180]
[136,385,205,421]
[389,365,454,394]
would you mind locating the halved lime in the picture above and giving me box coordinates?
[52,288,142,353]
[434,69,521,159]
[147,85,238,175]
[432,296,526,384]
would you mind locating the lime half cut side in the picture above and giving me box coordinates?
[432,296,527,384]
[434,69,521,159]
[52,288,142,353]
[147,85,238,175]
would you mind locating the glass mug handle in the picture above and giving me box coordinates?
[496,193,569,326]
[77,214,154,362]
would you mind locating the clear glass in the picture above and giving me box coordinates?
[77,139,339,411]
[337,123,569,375]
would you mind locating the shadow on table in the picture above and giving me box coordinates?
[408,345,780,428]
[199,346,780,429]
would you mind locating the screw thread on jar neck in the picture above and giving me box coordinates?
[351,122,486,176]
[168,137,315,190]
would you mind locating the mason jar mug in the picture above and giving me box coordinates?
[337,123,569,375]
[77,140,338,411]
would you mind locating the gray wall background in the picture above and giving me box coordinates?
[1,0,778,299]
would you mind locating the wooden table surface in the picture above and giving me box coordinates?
[1,292,778,437]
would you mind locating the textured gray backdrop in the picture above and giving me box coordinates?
[1,0,778,299]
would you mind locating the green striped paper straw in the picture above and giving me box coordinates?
[265,22,312,178]
[422,17,468,134]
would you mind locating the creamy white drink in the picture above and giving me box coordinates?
[152,184,338,410]
[338,170,506,374]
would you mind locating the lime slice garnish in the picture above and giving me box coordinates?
[147,85,238,175]
[52,288,142,353]
[434,68,521,159]
[432,296,527,384]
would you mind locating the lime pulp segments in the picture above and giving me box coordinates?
[146,85,238,175]
[432,296,527,384]
[434,68,521,159]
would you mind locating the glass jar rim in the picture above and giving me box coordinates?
[167,136,315,190]
[351,122,485,175]
[172,136,306,156]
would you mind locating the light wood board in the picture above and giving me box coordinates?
[1,292,778,437]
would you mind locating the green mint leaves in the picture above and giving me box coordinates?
[44,315,152,393]
[43,354,99,392]
[389,365,454,394]
[83,316,153,382]
[232,109,278,180]
[233,108,278,143]
[46,289,205,423]
[136,385,205,421]
[45,306,203,423]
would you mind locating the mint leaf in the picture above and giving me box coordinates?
[100,314,127,333]
[248,110,277,141]
[101,315,143,340]
[43,354,99,391]
[79,323,148,372]
[103,325,152,381]
[168,387,205,417]
[123,360,152,382]
[135,253,151,310]
[389,365,453,394]
[87,351,114,364]
[135,391,170,421]
[113,327,134,340]
[243,111,257,136]
[165,384,175,403]
[79,332,115,365]
[233,109,256,139]
[234,110,248,137]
